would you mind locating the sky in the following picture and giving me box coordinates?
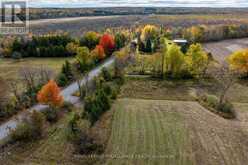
[27,0,248,8]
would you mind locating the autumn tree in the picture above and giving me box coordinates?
[227,49,248,76]
[183,26,204,43]
[92,45,106,61]
[141,25,159,42]
[115,32,127,50]
[80,31,100,50]
[114,47,133,78]
[37,80,64,108]
[76,47,93,72]
[140,25,159,52]
[164,43,186,78]
[66,42,79,56]
[185,43,209,77]
[99,34,115,56]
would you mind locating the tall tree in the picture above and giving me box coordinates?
[99,34,115,56]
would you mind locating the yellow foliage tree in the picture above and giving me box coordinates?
[140,25,159,42]
[227,49,248,74]
[185,43,209,77]
[164,43,186,78]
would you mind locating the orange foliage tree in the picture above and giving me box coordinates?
[99,34,115,56]
[37,80,64,107]
[92,45,106,61]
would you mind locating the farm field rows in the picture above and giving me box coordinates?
[105,98,248,165]
[203,38,248,62]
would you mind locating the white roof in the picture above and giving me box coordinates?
[173,39,188,43]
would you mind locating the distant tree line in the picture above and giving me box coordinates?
[28,8,248,20]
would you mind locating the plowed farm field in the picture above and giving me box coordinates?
[203,38,248,62]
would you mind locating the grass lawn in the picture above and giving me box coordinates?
[105,98,194,165]
[0,57,74,83]
[119,77,248,103]
[105,98,248,165]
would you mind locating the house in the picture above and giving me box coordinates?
[173,39,189,53]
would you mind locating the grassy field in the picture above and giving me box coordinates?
[120,78,248,103]
[0,57,73,92]
[105,98,194,165]
[105,98,248,165]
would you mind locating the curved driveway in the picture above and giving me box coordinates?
[0,57,114,141]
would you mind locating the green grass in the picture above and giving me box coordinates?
[105,98,194,165]
[0,57,73,83]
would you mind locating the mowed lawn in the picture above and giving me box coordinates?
[0,57,73,83]
[105,98,248,165]
[105,98,195,165]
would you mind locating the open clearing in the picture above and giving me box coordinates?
[105,98,248,165]
[203,38,248,62]
[120,78,248,103]
[0,57,73,91]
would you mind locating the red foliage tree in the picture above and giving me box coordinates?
[37,80,64,107]
[99,34,115,56]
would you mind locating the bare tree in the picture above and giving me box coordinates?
[19,66,53,92]
[208,63,239,105]
[0,77,7,107]
[9,81,23,108]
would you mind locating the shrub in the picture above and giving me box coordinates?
[204,94,219,108]
[67,113,84,141]
[67,113,103,154]
[42,107,59,123]
[10,111,45,142]
[62,101,74,112]
[57,73,68,87]
[11,51,22,59]
[102,67,112,81]
[217,101,236,117]
[61,60,74,81]
[103,83,112,96]
[110,85,120,100]
[84,89,111,125]
[77,136,103,155]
